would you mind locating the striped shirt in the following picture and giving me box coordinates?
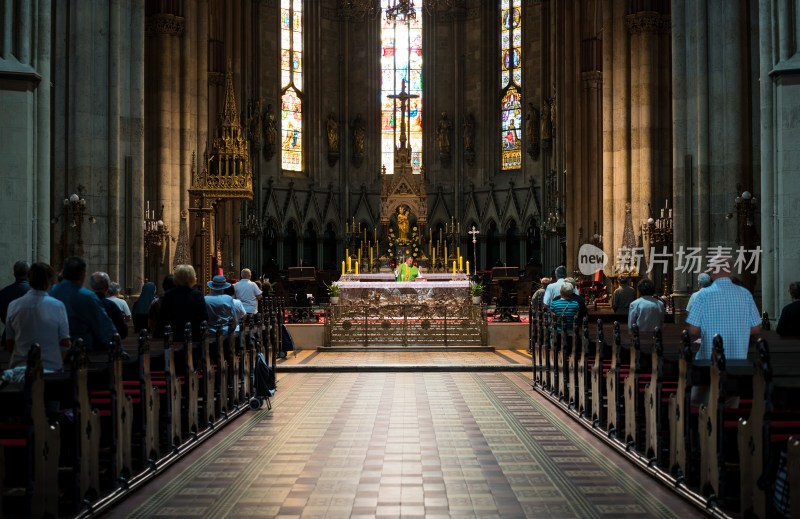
[549,297,581,333]
[685,277,760,360]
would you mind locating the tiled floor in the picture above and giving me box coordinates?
[110,353,700,518]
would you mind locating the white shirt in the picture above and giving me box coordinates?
[234,279,263,314]
[110,296,132,318]
[6,290,70,371]
[542,278,578,306]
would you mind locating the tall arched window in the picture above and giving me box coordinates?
[281,0,303,172]
[500,0,522,171]
[380,8,423,175]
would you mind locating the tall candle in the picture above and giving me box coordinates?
[370,246,373,266]
[347,256,352,272]
[355,262,359,275]
[346,248,349,260]
[432,248,436,267]
[459,256,463,272]
[452,261,457,275]
[466,260,470,275]
[358,249,361,266]
[457,246,460,260]
[444,242,448,262]
[342,260,345,276]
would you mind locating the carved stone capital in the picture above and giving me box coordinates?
[145,13,185,37]
[581,70,602,91]
[625,11,670,35]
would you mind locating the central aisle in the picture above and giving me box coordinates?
[115,370,697,518]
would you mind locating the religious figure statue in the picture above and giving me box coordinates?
[550,94,558,132]
[248,98,263,149]
[437,111,452,155]
[540,100,552,141]
[263,103,278,161]
[326,112,339,152]
[463,112,476,166]
[397,205,410,242]
[352,113,366,168]
[526,103,540,160]
[463,113,474,152]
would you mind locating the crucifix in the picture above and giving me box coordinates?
[387,79,419,154]
[469,225,480,276]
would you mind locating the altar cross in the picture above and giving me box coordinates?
[469,225,480,276]
[387,79,419,152]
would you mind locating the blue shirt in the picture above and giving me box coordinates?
[628,296,665,334]
[685,277,760,360]
[50,280,117,351]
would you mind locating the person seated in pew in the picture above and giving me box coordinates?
[224,284,247,334]
[50,256,117,352]
[156,265,208,343]
[107,281,132,322]
[0,260,30,348]
[776,281,800,337]
[132,281,156,332]
[147,275,175,338]
[549,282,581,333]
[564,277,588,323]
[205,275,239,337]
[686,255,761,407]
[628,278,665,338]
[685,272,712,314]
[542,266,578,309]
[5,262,70,372]
[89,272,128,340]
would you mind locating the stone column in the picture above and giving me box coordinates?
[761,0,800,318]
[146,10,184,280]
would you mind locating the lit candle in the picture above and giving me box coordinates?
[347,256,352,272]
[355,262,359,275]
[452,261,457,275]
[459,256,463,272]
[342,260,346,276]
[466,260,470,275]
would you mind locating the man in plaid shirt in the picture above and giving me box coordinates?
[686,256,761,360]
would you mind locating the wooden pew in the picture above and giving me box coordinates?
[567,317,580,410]
[668,330,693,481]
[789,436,799,519]
[184,323,200,437]
[577,318,590,419]
[557,314,569,402]
[201,331,218,427]
[605,321,623,438]
[624,324,642,449]
[138,331,160,465]
[72,339,101,504]
[543,311,553,391]
[697,334,754,502]
[590,319,606,427]
[162,326,182,449]
[108,334,134,484]
[643,327,664,463]
[738,339,800,518]
[0,345,61,518]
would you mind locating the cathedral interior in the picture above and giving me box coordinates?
[2,1,800,518]
[2,0,799,317]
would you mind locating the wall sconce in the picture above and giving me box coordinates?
[735,190,758,227]
[241,207,264,239]
[52,187,96,256]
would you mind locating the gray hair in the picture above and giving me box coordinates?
[89,271,111,293]
[108,282,122,295]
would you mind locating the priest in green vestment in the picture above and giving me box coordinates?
[395,256,419,282]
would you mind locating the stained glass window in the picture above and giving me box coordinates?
[380,9,423,175]
[501,0,522,171]
[281,0,303,171]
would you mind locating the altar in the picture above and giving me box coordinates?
[324,274,484,348]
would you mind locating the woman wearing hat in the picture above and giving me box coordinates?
[205,274,238,337]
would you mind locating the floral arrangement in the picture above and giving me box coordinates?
[325,281,340,297]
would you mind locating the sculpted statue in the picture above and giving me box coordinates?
[550,95,558,131]
[397,205,410,242]
[249,99,263,148]
[352,113,366,167]
[463,113,475,152]
[437,111,452,155]
[326,112,339,152]
[540,100,552,140]
[263,104,277,146]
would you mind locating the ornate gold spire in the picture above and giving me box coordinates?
[222,68,242,128]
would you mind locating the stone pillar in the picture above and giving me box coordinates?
[761,0,800,318]
[146,10,184,281]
